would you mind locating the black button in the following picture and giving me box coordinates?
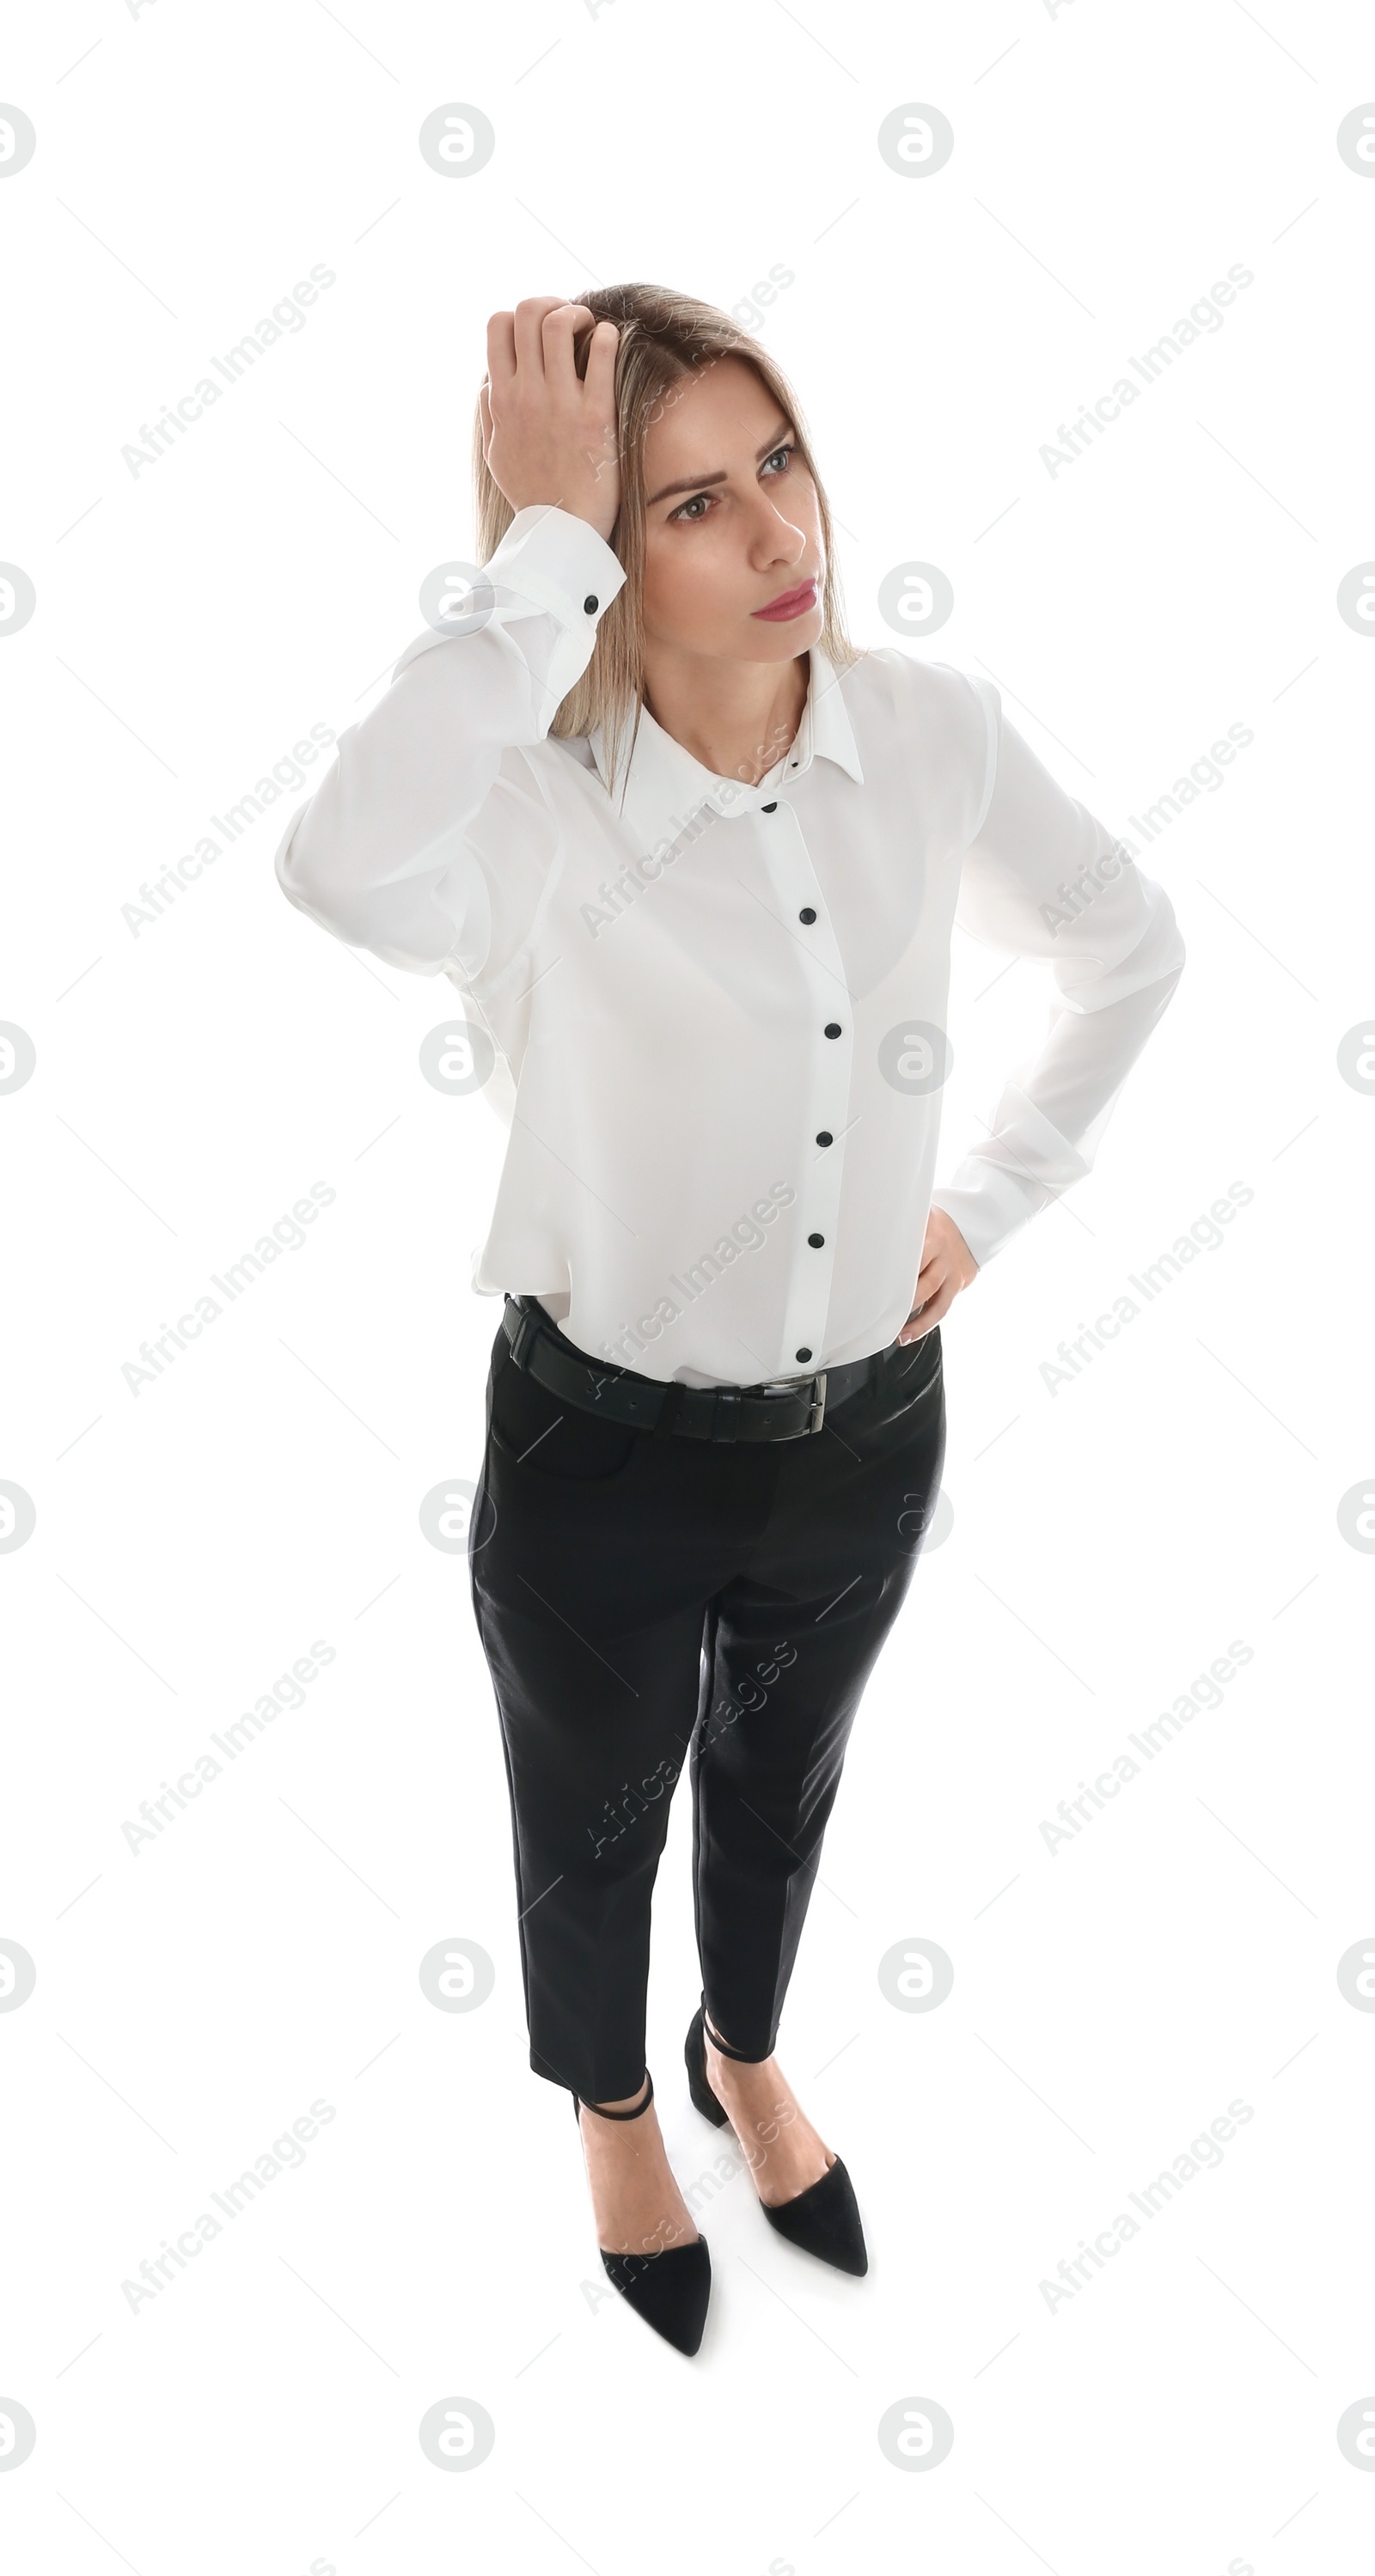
[796,1346,812,1363]
[761,802,777,813]
[584,594,598,613]
[799,906,816,923]
[824,1022,841,1039]
[808,1232,824,1248]
[816,1131,833,1146]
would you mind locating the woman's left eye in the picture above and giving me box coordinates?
[669,446,795,520]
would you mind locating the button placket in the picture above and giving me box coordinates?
[754,806,851,1369]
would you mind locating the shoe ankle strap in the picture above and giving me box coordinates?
[701,2004,766,2065]
[578,2070,653,2121]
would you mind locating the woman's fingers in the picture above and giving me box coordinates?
[581,316,620,410]
[898,1283,950,1341]
[540,302,593,344]
[897,1207,981,1341]
[511,295,582,376]
[897,1275,935,1341]
[897,1246,953,1340]
[494,298,607,391]
[539,302,598,400]
[480,298,622,538]
[485,309,517,391]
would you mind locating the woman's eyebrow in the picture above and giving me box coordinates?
[646,419,793,508]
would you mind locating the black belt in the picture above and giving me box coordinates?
[500,1295,889,1443]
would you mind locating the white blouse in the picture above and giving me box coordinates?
[274,504,1185,1389]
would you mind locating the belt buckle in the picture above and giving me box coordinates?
[755,1368,827,1438]
[755,1367,828,1436]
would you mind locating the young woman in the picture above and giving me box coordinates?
[276,284,1185,2357]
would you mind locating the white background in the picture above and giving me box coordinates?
[3,2,1372,2569]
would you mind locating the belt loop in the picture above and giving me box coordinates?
[651,1381,688,1440]
[808,1371,828,1434]
[711,1389,742,1443]
[509,1297,543,1371]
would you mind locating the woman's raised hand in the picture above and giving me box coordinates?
[480,298,621,543]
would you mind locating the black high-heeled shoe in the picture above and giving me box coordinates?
[684,2002,869,2277]
[571,2069,712,2355]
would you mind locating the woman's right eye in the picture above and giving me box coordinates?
[669,493,712,522]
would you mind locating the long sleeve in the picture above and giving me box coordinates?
[273,505,627,980]
[929,678,1186,1268]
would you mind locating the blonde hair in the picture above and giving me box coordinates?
[471,282,860,803]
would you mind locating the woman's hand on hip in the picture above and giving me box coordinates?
[480,297,621,542]
[897,1206,979,1342]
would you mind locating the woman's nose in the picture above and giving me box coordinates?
[749,508,808,566]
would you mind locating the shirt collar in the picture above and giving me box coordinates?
[587,644,864,857]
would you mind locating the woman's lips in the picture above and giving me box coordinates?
[751,577,819,622]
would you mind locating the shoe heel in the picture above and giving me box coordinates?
[684,2005,730,2129]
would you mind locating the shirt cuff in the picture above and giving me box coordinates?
[931,1087,1093,1267]
[391,504,626,688]
[483,503,626,626]
[391,502,633,695]
[930,1168,1042,1271]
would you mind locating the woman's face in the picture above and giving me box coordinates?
[638,356,826,666]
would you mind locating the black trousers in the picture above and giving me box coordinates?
[467,1314,947,2106]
